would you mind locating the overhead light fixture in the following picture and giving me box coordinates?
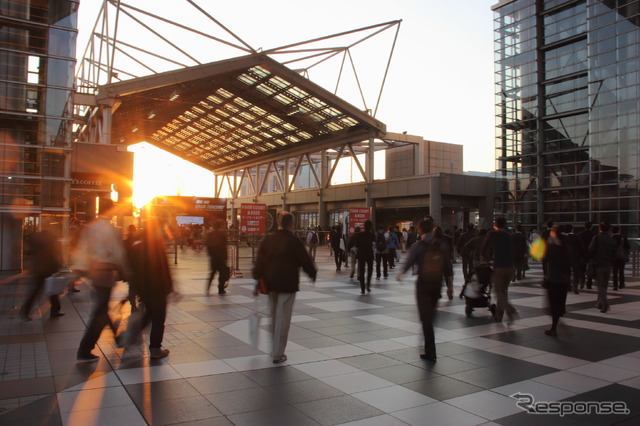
[169,90,180,101]
[147,110,156,119]
[131,124,139,133]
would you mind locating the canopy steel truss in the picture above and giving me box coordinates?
[73,0,410,197]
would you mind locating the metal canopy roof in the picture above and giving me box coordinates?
[100,54,387,173]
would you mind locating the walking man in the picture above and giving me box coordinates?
[253,212,317,363]
[73,198,130,363]
[481,216,517,323]
[398,217,453,361]
[205,220,229,295]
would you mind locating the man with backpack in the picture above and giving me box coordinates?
[306,227,320,260]
[397,216,453,362]
[375,225,390,279]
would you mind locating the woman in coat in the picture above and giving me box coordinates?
[542,225,571,336]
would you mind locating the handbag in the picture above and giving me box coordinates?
[43,269,73,296]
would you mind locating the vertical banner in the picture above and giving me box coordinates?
[348,207,371,234]
[240,203,267,234]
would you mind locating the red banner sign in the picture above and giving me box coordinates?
[240,203,267,234]
[349,207,370,234]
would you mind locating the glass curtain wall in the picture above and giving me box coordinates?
[494,0,640,238]
[0,0,78,270]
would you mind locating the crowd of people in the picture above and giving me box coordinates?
[20,203,632,366]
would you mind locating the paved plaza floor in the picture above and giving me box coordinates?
[1,244,639,425]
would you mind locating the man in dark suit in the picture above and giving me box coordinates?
[580,221,598,289]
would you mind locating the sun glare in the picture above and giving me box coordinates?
[128,142,215,208]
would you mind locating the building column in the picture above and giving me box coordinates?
[478,196,493,230]
[428,175,442,225]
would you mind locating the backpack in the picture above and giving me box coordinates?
[310,232,318,245]
[419,238,445,285]
[375,232,388,252]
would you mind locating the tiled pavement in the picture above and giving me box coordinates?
[1,245,639,425]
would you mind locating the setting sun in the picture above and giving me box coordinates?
[128,142,215,208]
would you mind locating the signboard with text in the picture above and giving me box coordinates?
[348,207,371,234]
[240,203,267,234]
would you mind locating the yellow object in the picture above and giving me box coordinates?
[529,238,546,261]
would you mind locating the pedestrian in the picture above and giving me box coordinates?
[72,198,130,363]
[375,225,389,279]
[253,212,317,363]
[397,217,453,362]
[124,218,173,358]
[330,225,344,271]
[464,228,488,270]
[387,226,400,268]
[205,219,229,295]
[588,221,617,313]
[542,225,570,336]
[580,221,598,289]
[612,226,630,291]
[456,224,476,281]
[353,220,375,294]
[564,224,584,294]
[481,216,518,323]
[306,227,320,260]
[346,226,360,280]
[512,225,528,281]
[124,224,140,311]
[401,228,408,253]
[21,230,64,321]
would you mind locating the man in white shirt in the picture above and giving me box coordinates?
[73,198,130,363]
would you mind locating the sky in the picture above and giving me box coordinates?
[77,0,498,175]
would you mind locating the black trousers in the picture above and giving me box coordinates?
[461,256,473,281]
[357,257,373,292]
[207,259,228,292]
[139,297,168,348]
[21,274,61,317]
[416,292,439,357]
[612,261,626,289]
[375,253,388,278]
[78,285,117,353]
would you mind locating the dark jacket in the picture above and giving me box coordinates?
[481,229,514,268]
[130,232,173,303]
[456,230,475,258]
[512,232,528,261]
[589,232,617,270]
[543,236,571,283]
[580,228,598,261]
[253,229,317,293]
[464,235,485,262]
[564,232,584,264]
[403,235,453,295]
[352,230,375,260]
[206,230,228,263]
[30,230,62,277]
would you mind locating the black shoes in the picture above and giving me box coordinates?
[50,312,65,318]
[420,352,437,362]
[77,352,99,363]
[150,348,170,358]
[273,355,287,364]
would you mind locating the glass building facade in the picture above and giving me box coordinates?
[493,0,640,238]
[0,0,78,270]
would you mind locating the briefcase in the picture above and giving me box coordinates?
[43,270,73,296]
